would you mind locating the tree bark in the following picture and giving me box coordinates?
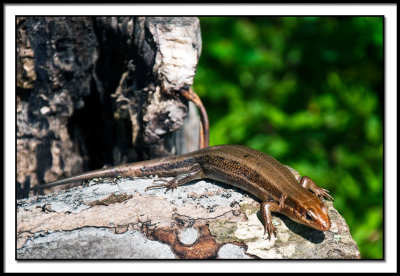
[17,16,202,197]
[16,177,361,259]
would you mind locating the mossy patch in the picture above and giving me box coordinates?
[239,203,259,216]
[208,220,242,244]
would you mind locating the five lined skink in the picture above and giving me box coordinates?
[28,144,333,238]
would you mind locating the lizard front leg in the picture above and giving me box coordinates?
[300,176,334,202]
[284,165,333,202]
[261,201,280,240]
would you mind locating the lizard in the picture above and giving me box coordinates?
[27,144,334,239]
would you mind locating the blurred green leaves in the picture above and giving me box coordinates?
[194,16,383,259]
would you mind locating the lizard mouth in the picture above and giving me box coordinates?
[318,219,331,231]
[298,209,331,231]
[308,215,330,231]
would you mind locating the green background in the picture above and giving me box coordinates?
[193,17,383,259]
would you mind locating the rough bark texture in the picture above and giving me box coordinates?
[16,17,202,197]
[16,177,360,259]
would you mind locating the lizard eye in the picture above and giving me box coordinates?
[305,212,314,221]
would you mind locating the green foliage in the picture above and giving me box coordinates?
[194,17,383,259]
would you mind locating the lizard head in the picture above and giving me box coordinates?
[281,196,331,231]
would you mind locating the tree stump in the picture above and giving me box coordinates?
[17,16,202,197]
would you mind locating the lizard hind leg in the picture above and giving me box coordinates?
[144,179,170,191]
[145,164,204,193]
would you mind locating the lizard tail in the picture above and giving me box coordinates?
[28,154,197,191]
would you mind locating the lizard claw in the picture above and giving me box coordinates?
[164,182,179,193]
[300,177,334,202]
[145,179,169,191]
[315,187,334,202]
[264,223,277,240]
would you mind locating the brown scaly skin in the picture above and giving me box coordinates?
[28,144,333,239]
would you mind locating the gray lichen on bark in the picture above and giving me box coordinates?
[16,177,361,259]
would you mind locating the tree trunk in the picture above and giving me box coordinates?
[17,16,202,197]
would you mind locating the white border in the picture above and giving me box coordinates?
[5,4,397,273]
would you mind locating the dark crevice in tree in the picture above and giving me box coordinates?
[66,77,115,171]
